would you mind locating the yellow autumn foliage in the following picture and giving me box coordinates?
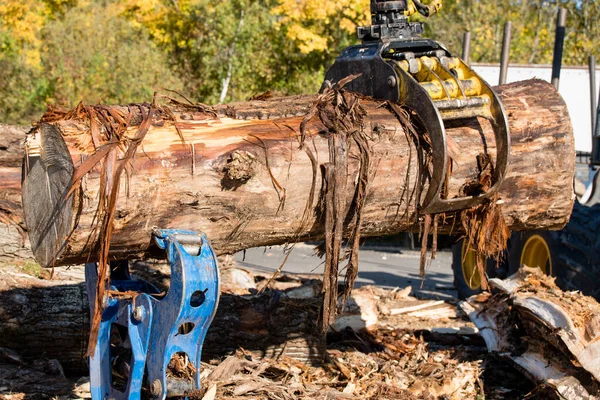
[0,0,47,69]
[273,0,369,53]
[0,0,598,124]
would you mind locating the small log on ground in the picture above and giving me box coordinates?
[204,291,325,365]
[0,266,325,372]
[0,267,89,374]
[22,79,575,268]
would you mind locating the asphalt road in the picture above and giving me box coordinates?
[235,243,457,300]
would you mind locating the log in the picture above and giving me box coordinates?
[22,79,575,268]
[0,124,32,263]
[0,266,325,372]
[0,267,89,374]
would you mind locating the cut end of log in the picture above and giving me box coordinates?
[22,123,75,268]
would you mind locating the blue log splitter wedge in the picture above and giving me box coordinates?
[85,229,221,399]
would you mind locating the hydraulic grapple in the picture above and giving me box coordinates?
[323,0,510,215]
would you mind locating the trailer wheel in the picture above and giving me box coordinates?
[507,202,600,299]
[451,239,509,299]
[508,232,552,275]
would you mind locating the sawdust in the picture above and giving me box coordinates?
[194,326,482,400]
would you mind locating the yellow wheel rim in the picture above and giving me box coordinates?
[520,234,552,275]
[461,241,481,290]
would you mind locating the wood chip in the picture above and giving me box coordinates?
[389,300,444,315]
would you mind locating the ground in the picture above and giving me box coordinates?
[0,244,543,399]
[236,244,457,300]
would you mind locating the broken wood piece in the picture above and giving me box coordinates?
[510,351,599,400]
[405,304,459,319]
[393,286,412,299]
[489,268,600,382]
[283,279,322,299]
[459,299,510,353]
[220,267,256,295]
[331,286,379,331]
[461,268,600,399]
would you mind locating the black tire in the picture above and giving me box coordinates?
[508,202,600,299]
[451,239,509,299]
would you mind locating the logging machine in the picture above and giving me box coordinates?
[323,0,510,215]
[83,1,512,398]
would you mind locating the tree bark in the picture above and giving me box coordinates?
[22,79,575,268]
[0,268,89,373]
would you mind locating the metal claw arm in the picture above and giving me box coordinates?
[85,229,220,399]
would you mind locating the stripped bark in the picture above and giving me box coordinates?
[460,267,600,399]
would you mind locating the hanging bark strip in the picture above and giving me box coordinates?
[385,103,437,277]
[86,109,154,356]
[341,128,372,305]
[299,76,373,331]
[459,153,510,290]
[386,101,508,282]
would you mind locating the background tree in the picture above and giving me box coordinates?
[0,0,598,124]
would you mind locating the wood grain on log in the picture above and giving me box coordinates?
[22,79,575,268]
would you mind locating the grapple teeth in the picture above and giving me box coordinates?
[323,37,510,214]
[393,54,510,214]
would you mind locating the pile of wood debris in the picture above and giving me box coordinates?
[195,273,485,399]
[462,267,600,399]
[2,262,600,399]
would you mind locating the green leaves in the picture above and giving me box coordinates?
[427,0,599,65]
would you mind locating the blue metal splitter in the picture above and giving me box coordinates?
[85,229,220,399]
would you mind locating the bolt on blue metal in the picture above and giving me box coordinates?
[85,229,221,399]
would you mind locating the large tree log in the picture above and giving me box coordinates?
[22,79,574,268]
